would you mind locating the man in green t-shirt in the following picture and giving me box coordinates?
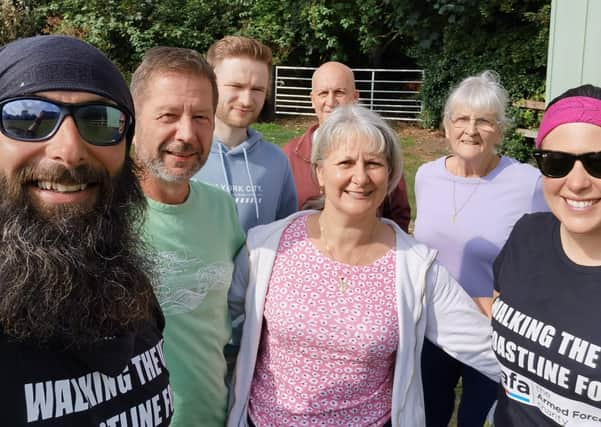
[131,47,245,427]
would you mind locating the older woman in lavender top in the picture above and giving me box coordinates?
[414,70,548,426]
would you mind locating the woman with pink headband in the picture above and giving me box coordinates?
[492,84,601,426]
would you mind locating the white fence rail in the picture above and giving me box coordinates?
[274,66,424,121]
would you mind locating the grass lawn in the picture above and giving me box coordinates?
[253,121,303,146]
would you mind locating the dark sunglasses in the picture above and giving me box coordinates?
[533,149,601,179]
[0,96,131,146]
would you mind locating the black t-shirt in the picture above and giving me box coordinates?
[0,308,172,426]
[492,212,601,426]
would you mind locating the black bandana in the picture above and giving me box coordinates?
[0,35,134,142]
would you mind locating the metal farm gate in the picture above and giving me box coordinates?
[274,66,424,121]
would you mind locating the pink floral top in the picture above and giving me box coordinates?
[248,216,399,427]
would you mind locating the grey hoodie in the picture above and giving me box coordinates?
[193,128,298,232]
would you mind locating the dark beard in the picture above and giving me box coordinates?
[0,156,155,348]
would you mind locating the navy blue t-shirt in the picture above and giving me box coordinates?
[0,309,172,426]
[492,212,601,426]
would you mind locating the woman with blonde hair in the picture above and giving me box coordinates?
[228,104,499,426]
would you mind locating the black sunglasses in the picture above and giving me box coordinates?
[533,149,601,179]
[0,96,131,146]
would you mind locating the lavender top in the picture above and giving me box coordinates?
[414,156,548,298]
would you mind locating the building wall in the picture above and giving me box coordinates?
[546,0,601,102]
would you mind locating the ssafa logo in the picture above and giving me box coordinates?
[502,369,533,405]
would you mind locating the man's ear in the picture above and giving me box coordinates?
[129,135,138,158]
[352,90,359,102]
[310,91,317,111]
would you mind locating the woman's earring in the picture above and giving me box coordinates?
[319,186,325,195]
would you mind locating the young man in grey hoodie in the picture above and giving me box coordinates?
[193,36,298,232]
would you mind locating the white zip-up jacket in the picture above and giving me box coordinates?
[227,211,500,427]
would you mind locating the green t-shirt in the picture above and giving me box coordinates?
[141,181,245,427]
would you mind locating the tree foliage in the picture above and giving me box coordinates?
[240,0,406,66]
[2,0,551,157]
[30,0,244,72]
[0,0,38,45]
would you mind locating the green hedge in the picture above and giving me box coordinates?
[2,0,551,161]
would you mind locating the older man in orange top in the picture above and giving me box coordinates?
[282,61,411,232]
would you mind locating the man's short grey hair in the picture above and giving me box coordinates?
[311,104,403,195]
[443,70,509,132]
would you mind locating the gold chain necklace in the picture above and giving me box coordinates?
[449,155,498,224]
[319,218,347,291]
[318,215,378,292]
[451,180,480,224]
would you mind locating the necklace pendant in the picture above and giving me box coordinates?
[339,277,347,292]
[451,179,481,224]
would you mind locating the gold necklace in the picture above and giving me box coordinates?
[451,180,480,224]
[319,218,347,291]
[449,155,498,224]
[318,215,378,291]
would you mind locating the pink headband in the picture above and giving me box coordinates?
[536,96,601,148]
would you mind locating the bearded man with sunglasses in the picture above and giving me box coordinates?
[0,36,172,425]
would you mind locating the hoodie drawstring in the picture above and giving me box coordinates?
[219,144,232,193]
[242,147,260,222]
